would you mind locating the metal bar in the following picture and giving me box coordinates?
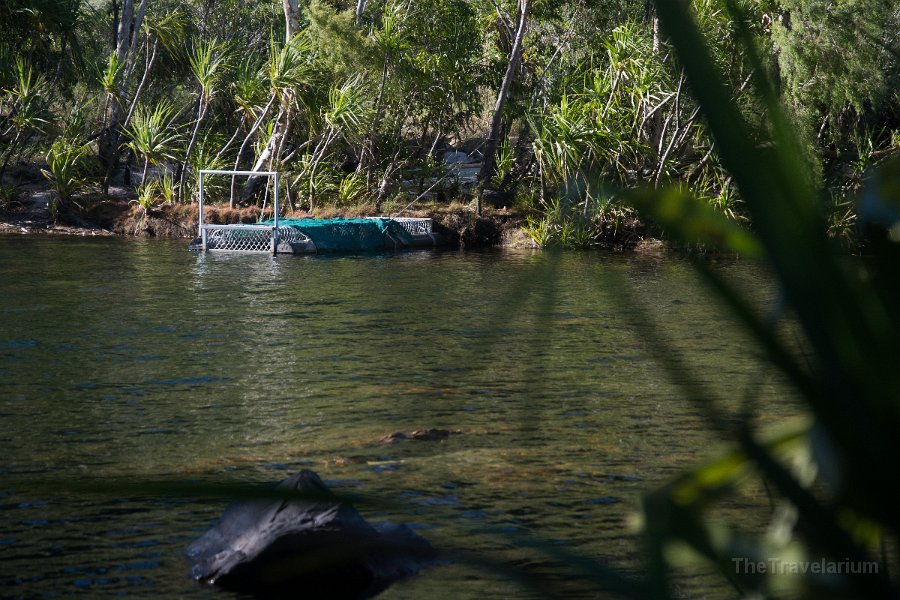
[197,169,281,253]
[199,169,277,176]
[272,172,280,254]
[201,224,274,230]
[199,171,207,251]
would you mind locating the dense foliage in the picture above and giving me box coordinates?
[0,0,897,244]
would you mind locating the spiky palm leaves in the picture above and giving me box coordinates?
[232,59,268,124]
[233,34,318,207]
[1,58,50,175]
[41,136,89,208]
[295,75,372,210]
[123,100,182,184]
[179,39,230,200]
[325,75,371,135]
[268,34,315,98]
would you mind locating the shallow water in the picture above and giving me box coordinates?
[0,235,798,598]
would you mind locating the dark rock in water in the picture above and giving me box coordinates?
[380,428,463,443]
[186,470,437,599]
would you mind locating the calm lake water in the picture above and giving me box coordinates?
[0,234,799,598]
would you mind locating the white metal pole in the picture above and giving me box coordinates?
[272,172,279,255]
[199,171,207,252]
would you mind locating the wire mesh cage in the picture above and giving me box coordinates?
[203,226,311,252]
[194,168,433,254]
[205,227,271,252]
[386,218,432,235]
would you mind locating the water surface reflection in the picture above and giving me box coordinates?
[0,235,796,598]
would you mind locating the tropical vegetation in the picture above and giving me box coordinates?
[0,0,895,243]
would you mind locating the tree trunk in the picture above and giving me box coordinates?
[282,0,300,41]
[124,0,149,80]
[178,97,207,202]
[230,94,276,206]
[356,0,368,21]
[241,105,289,202]
[476,0,530,211]
[115,0,134,63]
[238,1,301,202]
[111,0,119,48]
[99,0,149,193]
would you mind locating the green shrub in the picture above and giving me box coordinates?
[41,136,90,209]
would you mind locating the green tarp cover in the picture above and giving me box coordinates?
[263,217,415,251]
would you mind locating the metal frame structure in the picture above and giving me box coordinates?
[198,170,279,254]
[195,170,435,254]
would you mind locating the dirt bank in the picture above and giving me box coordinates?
[1,180,651,251]
[0,184,525,250]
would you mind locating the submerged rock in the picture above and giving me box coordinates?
[186,470,436,599]
[379,428,463,443]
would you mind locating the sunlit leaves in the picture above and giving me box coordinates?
[123,100,183,169]
[41,135,89,203]
[231,58,268,121]
[188,38,230,101]
[4,57,51,134]
[325,75,371,136]
[97,53,124,98]
[267,33,315,96]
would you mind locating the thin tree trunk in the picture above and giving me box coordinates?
[356,53,390,189]
[652,15,660,53]
[115,0,135,62]
[356,0,368,21]
[100,98,125,194]
[282,0,300,41]
[241,104,287,201]
[240,1,300,203]
[178,98,208,202]
[124,39,158,130]
[124,148,134,186]
[112,0,119,47]
[100,0,149,193]
[477,0,531,211]
[307,128,339,210]
[123,0,149,80]
[230,95,276,207]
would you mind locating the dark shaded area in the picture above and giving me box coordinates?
[186,470,437,599]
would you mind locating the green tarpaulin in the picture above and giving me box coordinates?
[263,218,415,251]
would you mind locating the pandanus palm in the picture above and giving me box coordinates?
[123,100,182,184]
[98,53,124,130]
[179,38,230,200]
[306,75,372,208]
[235,34,316,206]
[0,58,50,176]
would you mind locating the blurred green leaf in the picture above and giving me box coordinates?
[627,186,762,255]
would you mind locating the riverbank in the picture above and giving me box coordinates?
[0,180,648,250]
[0,191,525,249]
